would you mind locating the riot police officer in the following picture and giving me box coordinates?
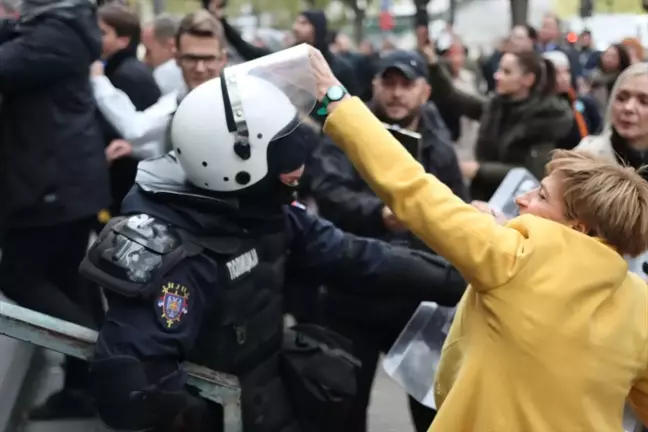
[81,46,466,432]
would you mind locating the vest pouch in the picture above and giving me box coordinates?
[280,324,361,432]
[238,354,295,432]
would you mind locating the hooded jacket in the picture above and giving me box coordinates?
[0,0,110,228]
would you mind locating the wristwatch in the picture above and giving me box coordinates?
[317,85,348,115]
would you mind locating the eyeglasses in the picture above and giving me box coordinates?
[178,54,222,68]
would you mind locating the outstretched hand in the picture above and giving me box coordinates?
[105,139,133,165]
[382,206,406,232]
[416,35,437,65]
[471,201,508,226]
[90,60,104,78]
[307,46,342,102]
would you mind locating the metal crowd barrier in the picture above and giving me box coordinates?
[0,301,242,432]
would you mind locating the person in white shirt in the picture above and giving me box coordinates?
[142,13,185,96]
[91,10,227,160]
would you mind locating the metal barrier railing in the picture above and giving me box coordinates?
[0,301,242,432]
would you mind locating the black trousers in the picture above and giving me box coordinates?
[326,316,436,432]
[0,217,104,390]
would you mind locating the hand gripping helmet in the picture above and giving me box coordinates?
[169,44,317,193]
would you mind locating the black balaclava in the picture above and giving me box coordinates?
[300,9,329,55]
[228,124,309,215]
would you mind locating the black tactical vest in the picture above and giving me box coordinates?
[185,229,299,432]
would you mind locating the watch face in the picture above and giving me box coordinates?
[327,86,344,101]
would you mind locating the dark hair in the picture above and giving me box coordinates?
[524,24,538,42]
[175,10,224,50]
[509,49,556,96]
[200,0,227,9]
[581,29,592,37]
[541,58,558,95]
[98,4,141,46]
[327,30,338,46]
[598,43,632,74]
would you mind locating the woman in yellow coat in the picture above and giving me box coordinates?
[308,47,648,432]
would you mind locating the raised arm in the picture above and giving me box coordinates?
[92,75,175,147]
[323,97,529,289]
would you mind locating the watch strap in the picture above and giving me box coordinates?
[317,85,348,116]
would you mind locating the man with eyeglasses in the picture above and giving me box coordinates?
[90,9,226,160]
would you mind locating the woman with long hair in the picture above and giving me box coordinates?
[423,44,573,201]
[589,43,632,114]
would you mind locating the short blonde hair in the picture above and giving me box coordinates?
[546,149,648,257]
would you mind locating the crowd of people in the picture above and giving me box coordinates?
[0,0,647,431]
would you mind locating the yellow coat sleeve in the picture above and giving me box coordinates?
[323,97,528,289]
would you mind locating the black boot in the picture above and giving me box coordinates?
[27,388,96,420]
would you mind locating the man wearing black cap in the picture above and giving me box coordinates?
[308,49,469,432]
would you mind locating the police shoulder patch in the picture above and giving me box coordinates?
[156,281,190,329]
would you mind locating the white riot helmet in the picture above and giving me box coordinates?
[170,44,317,193]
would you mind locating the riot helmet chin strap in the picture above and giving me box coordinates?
[219,69,301,186]
[221,69,251,161]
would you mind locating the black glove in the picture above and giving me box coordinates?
[0,18,17,43]
[167,393,213,432]
[131,369,212,432]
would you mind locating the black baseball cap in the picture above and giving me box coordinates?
[377,50,429,81]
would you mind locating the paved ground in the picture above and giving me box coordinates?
[369,364,414,432]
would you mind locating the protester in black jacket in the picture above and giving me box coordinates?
[308,50,468,432]
[98,4,161,109]
[0,0,109,419]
